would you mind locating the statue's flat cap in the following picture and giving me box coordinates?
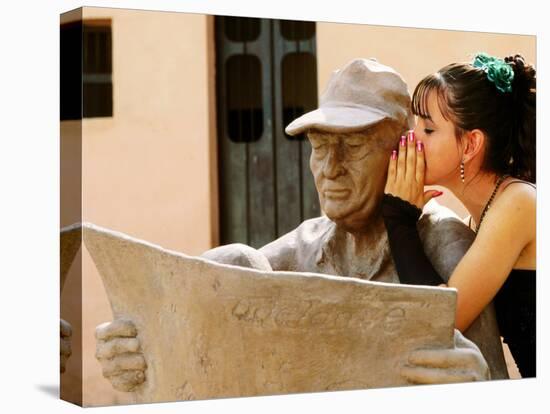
[285,58,413,136]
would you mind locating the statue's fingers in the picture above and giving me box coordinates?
[60,357,67,374]
[401,366,478,384]
[60,318,72,338]
[96,319,137,340]
[96,337,140,359]
[60,337,72,357]
[408,349,480,369]
[102,353,147,377]
[108,370,146,392]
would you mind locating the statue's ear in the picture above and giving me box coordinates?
[462,129,485,163]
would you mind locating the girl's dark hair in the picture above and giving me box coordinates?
[411,54,536,183]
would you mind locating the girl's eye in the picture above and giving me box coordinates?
[424,128,434,135]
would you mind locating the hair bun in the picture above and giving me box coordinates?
[504,54,536,97]
[502,54,536,183]
[501,54,536,124]
[505,54,526,72]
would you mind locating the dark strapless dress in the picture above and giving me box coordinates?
[494,268,536,378]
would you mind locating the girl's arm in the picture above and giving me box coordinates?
[381,193,446,286]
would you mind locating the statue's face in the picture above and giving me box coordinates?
[307,122,399,231]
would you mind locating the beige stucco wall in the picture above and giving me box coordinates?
[80,7,217,252]
[316,22,536,217]
[60,7,217,406]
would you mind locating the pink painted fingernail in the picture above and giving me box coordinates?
[400,136,406,147]
[417,140,423,152]
[391,150,397,160]
[408,130,415,142]
[434,191,444,197]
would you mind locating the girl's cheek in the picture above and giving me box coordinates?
[423,140,437,172]
[423,139,437,156]
[421,140,430,157]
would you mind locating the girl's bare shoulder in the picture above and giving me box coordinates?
[496,180,536,212]
[487,180,536,240]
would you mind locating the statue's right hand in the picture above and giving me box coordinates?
[60,319,72,374]
[400,329,490,384]
[95,319,147,392]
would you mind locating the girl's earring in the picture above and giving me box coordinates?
[460,161,465,183]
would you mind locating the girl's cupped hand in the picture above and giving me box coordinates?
[384,130,443,210]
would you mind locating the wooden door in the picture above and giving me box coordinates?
[215,16,320,248]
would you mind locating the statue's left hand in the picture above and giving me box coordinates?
[401,329,490,384]
[95,319,147,392]
[60,318,72,374]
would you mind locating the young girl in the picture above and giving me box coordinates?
[381,53,536,378]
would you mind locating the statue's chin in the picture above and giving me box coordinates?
[322,205,348,222]
[321,199,353,219]
[323,202,377,233]
[324,211,367,233]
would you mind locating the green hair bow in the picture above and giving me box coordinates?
[472,52,514,93]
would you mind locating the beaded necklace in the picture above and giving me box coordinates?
[470,175,508,234]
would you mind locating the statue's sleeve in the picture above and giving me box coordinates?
[200,243,273,271]
[259,216,331,272]
[258,228,299,271]
[418,211,475,283]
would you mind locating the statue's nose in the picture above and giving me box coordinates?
[322,146,345,179]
